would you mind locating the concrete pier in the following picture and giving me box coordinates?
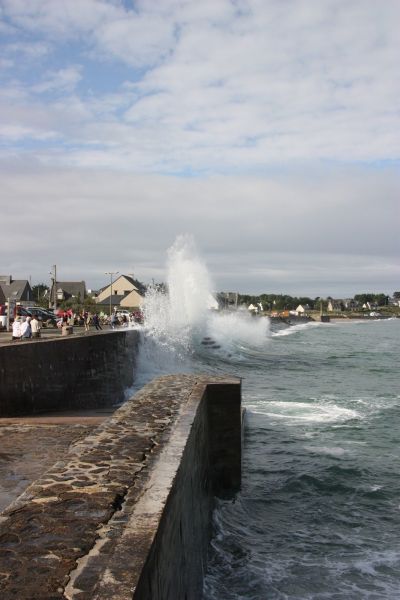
[0,374,241,599]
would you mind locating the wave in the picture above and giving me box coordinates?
[271,321,324,337]
[247,400,359,424]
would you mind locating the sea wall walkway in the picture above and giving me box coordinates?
[0,374,241,599]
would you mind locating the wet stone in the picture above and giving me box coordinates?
[0,374,239,599]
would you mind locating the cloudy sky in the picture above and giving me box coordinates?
[1,0,399,296]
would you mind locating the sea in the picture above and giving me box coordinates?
[201,317,400,600]
[134,236,400,600]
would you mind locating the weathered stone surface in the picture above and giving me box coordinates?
[0,421,102,513]
[0,374,241,599]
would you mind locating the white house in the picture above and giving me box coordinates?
[248,303,259,313]
[295,304,310,315]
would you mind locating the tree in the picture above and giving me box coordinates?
[32,283,49,307]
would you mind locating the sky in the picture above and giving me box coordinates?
[0,0,399,297]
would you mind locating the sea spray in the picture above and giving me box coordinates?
[166,234,214,332]
[135,234,270,385]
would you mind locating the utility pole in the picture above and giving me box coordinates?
[105,271,119,317]
[49,265,57,311]
[6,297,10,332]
[54,264,57,311]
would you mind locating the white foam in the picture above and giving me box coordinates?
[207,310,270,352]
[249,400,359,424]
[304,445,348,457]
[271,321,323,337]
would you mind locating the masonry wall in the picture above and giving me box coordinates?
[0,330,140,416]
[0,375,242,600]
[132,381,242,600]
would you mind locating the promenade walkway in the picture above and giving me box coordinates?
[0,407,116,514]
[0,325,117,345]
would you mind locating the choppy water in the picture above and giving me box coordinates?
[133,312,400,598]
[134,237,399,599]
[201,318,400,600]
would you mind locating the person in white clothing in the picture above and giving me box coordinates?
[31,315,41,338]
[12,316,22,341]
[21,316,32,339]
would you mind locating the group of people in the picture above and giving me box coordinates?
[11,308,143,341]
[11,315,41,341]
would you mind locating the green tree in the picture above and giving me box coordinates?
[32,283,50,307]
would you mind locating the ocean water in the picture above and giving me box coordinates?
[135,236,400,599]
[202,318,400,600]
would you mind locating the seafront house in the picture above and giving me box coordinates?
[295,304,311,315]
[327,300,343,312]
[50,281,87,303]
[96,274,145,310]
[0,275,33,304]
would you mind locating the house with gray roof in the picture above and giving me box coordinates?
[50,281,86,302]
[96,274,145,310]
[0,275,33,303]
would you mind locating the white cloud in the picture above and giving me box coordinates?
[32,66,83,94]
[0,164,398,295]
[0,0,399,169]
[0,1,399,295]
[4,41,50,59]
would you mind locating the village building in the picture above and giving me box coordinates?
[342,298,359,310]
[96,275,145,310]
[295,304,311,315]
[327,300,343,312]
[0,275,33,304]
[50,281,87,303]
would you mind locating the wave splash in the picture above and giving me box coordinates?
[136,234,270,383]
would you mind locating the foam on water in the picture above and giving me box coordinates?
[247,400,359,424]
[271,321,323,337]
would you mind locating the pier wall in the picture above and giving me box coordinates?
[0,330,140,416]
[0,375,242,599]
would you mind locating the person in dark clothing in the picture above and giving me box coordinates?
[92,313,102,331]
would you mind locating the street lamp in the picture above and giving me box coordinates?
[105,271,119,317]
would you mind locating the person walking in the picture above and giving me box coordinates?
[110,312,118,329]
[31,315,41,338]
[84,312,91,332]
[92,313,102,331]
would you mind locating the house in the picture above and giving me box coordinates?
[343,298,358,310]
[327,300,343,312]
[0,286,5,304]
[362,301,378,310]
[248,303,259,313]
[0,275,33,304]
[296,304,311,315]
[96,274,145,310]
[217,292,239,309]
[50,281,86,302]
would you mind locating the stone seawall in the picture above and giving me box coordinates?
[0,374,241,599]
[0,330,140,416]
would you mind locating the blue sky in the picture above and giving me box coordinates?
[0,0,399,295]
